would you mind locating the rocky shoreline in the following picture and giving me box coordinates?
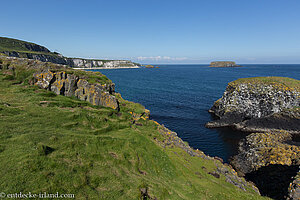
[206,76,300,199]
[0,37,140,69]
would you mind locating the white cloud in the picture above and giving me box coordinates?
[136,56,188,61]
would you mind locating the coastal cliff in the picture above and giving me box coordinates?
[0,55,266,199]
[206,77,300,199]
[209,61,241,67]
[206,77,300,133]
[0,37,140,69]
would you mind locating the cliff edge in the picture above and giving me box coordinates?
[0,37,140,69]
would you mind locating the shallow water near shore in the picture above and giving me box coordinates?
[90,64,300,162]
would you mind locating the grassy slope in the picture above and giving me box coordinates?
[0,71,267,199]
[0,37,57,56]
[230,76,300,92]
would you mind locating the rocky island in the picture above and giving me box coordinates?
[0,37,140,69]
[209,61,241,67]
[206,77,300,133]
[206,76,300,199]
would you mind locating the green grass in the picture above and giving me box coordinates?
[0,70,268,199]
[0,37,45,52]
[230,76,300,92]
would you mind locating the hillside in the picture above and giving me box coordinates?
[0,37,140,69]
[0,55,266,199]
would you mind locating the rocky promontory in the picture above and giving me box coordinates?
[206,76,300,199]
[209,61,241,67]
[0,37,140,69]
[206,77,300,133]
[0,55,119,110]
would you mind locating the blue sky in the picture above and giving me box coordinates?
[1,0,300,64]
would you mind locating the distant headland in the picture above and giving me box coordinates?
[209,61,242,67]
[0,37,140,69]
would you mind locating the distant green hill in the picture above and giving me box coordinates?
[0,37,53,54]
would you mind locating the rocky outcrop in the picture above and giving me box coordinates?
[206,77,300,133]
[34,70,119,110]
[209,61,241,67]
[231,131,300,175]
[0,55,119,110]
[230,131,300,199]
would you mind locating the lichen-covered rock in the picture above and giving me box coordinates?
[231,131,300,175]
[33,70,119,110]
[206,77,300,133]
[231,131,300,199]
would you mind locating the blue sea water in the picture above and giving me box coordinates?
[90,64,300,162]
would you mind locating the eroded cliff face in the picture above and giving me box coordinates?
[206,78,300,133]
[0,56,119,110]
[34,70,119,110]
[1,51,139,69]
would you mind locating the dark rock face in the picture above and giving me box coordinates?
[206,79,300,133]
[33,70,119,110]
[209,61,240,67]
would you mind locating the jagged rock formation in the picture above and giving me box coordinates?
[33,70,119,110]
[0,37,140,69]
[0,55,119,110]
[231,131,300,175]
[209,61,241,67]
[206,77,300,199]
[206,77,300,133]
[230,131,300,199]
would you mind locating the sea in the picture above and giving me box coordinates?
[89,64,300,162]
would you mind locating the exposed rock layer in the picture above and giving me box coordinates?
[0,56,119,110]
[2,51,139,69]
[0,37,139,69]
[206,77,300,133]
